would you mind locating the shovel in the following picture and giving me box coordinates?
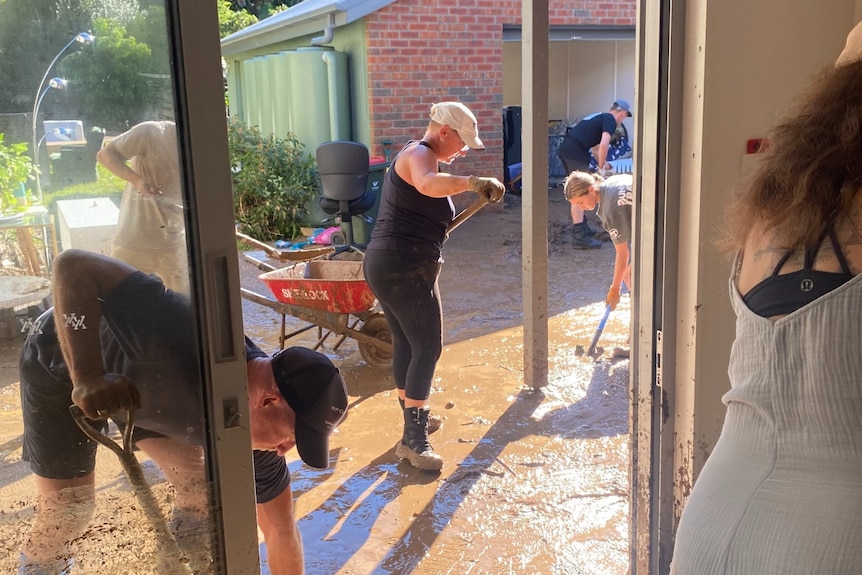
[236,230,335,261]
[70,405,190,571]
[448,196,490,234]
[586,304,613,357]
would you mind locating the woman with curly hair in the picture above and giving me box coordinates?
[671,21,862,574]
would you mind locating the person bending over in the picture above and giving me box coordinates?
[18,249,347,575]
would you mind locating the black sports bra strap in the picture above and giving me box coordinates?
[771,251,794,276]
[771,228,832,276]
[803,229,830,269]
[828,227,852,275]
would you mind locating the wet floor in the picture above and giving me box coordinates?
[245,192,632,575]
[0,191,632,574]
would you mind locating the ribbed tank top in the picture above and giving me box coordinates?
[366,141,455,260]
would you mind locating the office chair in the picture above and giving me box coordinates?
[317,141,375,256]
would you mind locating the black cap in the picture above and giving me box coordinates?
[270,347,348,469]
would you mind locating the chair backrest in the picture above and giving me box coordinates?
[316,141,370,202]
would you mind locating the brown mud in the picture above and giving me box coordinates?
[0,190,631,574]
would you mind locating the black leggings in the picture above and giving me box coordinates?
[363,249,442,401]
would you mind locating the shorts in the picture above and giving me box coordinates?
[559,156,591,174]
[110,245,190,294]
[19,273,185,480]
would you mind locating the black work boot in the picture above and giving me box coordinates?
[396,407,444,471]
[571,222,602,249]
[398,398,442,433]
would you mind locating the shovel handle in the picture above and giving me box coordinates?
[69,405,188,567]
[448,196,490,234]
[70,404,135,459]
[586,304,613,356]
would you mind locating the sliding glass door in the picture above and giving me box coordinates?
[0,1,256,573]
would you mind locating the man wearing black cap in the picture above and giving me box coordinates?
[17,249,347,575]
[558,99,633,249]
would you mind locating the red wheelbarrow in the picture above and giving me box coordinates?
[236,196,491,369]
[240,258,394,369]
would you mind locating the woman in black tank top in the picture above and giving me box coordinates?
[362,102,505,471]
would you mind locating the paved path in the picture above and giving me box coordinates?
[0,276,51,339]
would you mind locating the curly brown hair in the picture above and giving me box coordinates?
[721,59,862,253]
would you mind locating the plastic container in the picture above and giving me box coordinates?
[349,157,389,244]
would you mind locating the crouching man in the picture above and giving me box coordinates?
[18,249,347,574]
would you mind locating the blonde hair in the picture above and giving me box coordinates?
[563,171,603,201]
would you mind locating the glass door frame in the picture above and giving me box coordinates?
[630,0,685,572]
[170,2,261,572]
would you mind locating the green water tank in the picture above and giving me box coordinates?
[256,56,275,135]
[242,57,261,129]
[240,47,350,148]
[276,47,352,227]
[236,47,354,230]
[286,47,351,151]
[270,51,293,138]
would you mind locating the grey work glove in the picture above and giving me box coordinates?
[468,175,506,203]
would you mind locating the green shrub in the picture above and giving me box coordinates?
[0,133,35,215]
[227,117,319,242]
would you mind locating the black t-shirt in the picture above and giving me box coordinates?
[558,112,619,161]
[24,271,290,503]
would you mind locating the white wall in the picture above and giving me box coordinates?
[674,0,859,492]
[503,39,635,132]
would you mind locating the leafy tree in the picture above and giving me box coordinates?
[0,0,92,112]
[127,4,170,78]
[218,0,257,39]
[58,17,157,131]
[85,0,138,25]
[231,1,299,18]
[227,117,319,241]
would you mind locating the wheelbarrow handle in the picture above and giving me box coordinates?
[447,196,490,234]
[236,231,280,259]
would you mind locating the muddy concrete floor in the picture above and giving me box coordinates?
[0,190,632,574]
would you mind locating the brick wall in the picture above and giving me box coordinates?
[365,0,636,188]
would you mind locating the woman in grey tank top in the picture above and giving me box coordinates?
[671,21,862,575]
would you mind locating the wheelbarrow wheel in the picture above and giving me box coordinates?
[358,313,393,369]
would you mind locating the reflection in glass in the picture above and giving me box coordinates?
[0,2,207,573]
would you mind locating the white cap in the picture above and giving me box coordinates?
[429,102,484,150]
